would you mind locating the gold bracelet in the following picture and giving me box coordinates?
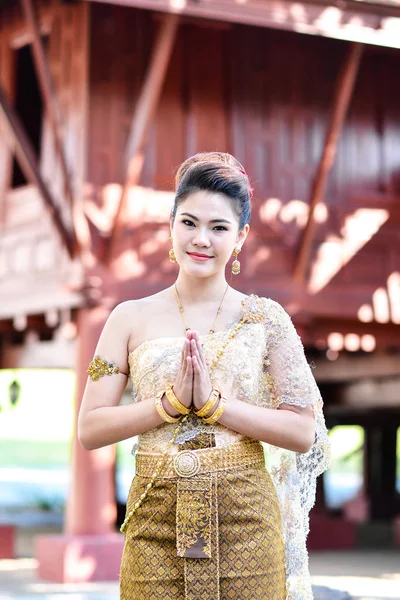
[155,391,180,423]
[165,385,191,415]
[194,388,221,418]
[203,396,227,424]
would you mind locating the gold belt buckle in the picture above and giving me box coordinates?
[173,450,201,477]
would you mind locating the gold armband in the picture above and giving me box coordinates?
[203,396,227,424]
[194,388,221,418]
[165,385,191,415]
[87,355,120,381]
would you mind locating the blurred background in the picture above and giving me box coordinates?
[0,0,400,598]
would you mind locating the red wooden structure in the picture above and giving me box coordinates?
[1,0,399,581]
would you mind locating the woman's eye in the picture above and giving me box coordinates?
[182,220,227,231]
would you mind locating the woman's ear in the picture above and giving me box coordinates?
[237,224,250,247]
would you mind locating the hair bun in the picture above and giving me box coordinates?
[175,152,245,188]
[172,151,252,230]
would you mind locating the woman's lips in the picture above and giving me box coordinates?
[187,253,213,262]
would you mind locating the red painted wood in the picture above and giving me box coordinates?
[0,525,15,559]
[84,0,400,50]
[1,2,399,327]
[308,516,356,550]
[36,533,124,582]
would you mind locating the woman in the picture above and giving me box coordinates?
[78,152,330,600]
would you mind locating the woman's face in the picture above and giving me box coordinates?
[170,191,249,278]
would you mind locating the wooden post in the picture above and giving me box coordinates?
[64,307,117,537]
[365,424,398,521]
[107,14,179,261]
[293,43,363,284]
[0,84,76,258]
[36,306,124,583]
[20,0,75,209]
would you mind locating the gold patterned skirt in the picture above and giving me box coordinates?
[120,435,286,600]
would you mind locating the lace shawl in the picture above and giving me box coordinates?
[128,295,330,600]
[262,299,331,599]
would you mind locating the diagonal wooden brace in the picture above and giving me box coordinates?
[107,13,179,262]
[20,0,75,209]
[293,43,363,285]
[0,84,76,258]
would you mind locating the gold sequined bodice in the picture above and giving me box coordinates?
[128,295,320,453]
[128,321,272,452]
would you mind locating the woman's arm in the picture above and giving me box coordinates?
[219,300,320,453]
[78,302,167,450]
[216,400,315,453]
[78,397,167,451]
[201,300,319,453]
[188,318,316,453]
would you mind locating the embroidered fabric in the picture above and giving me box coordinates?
[127,295,330,600]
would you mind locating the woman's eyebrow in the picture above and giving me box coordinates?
[180,212,232,225]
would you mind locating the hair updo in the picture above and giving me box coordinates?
[171,152,252,230]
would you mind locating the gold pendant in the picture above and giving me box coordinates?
[232,259,240,275]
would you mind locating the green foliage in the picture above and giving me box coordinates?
[0,368,75,469]
[0,439,71,467]
[328,425,364,474]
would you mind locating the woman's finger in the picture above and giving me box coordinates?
[178,340,187,381]
[192,354,200,375]
[186,337,192,363]
[185,355,193,379]
[191,338,203,372]
[194,333,207,369]
[180,339,186,367]
[186,329,193,345]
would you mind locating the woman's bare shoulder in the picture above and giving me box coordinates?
[112,289,174,342]
[112,289,172,318]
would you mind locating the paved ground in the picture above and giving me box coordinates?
[310,550,400,600]
[1,551,400,600]
[1,528,399,600]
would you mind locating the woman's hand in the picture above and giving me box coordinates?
[166,337,193,416]
[188,331,213,412]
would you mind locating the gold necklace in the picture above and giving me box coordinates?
[174,282,229,334]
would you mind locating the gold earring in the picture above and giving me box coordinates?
[232,247,241,275]
[169,236,176,263]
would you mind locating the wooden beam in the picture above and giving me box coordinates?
[311,351,400,383]
[293,42,363,284]
[350,192,400,212]
[303,317,400,350]
[20,0,75,208]
[107,13,179,261]
[0,84,76,258]
[336,376,400,409]
[86,0,400,50]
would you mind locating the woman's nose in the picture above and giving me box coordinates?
[192,229,210,247]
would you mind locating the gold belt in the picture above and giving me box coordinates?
[135,438,264,479]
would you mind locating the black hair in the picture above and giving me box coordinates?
[171,152,252,230]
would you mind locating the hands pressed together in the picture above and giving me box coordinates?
[165,330,215,418]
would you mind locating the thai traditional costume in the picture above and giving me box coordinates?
[120,295,330,600]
